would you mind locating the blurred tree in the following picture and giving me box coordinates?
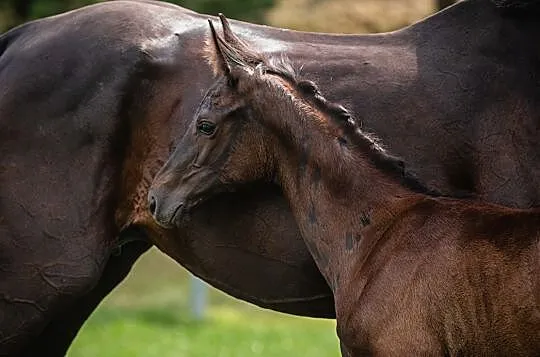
[1,0,32,29]
[178,0,274,23]
[12,0,33,19]
[267,0,435,34]
[0,0,274,32]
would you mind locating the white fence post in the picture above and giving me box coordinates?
[190,275,208,320]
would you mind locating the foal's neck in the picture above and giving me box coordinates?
[251,83,422,290]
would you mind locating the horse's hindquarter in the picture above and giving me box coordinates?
[0,2,161,263]
[0,5,162,353]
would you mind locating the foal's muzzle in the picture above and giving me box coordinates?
[147,186,186,229]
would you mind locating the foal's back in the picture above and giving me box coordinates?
[339,197,540,356]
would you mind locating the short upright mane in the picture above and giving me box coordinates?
[261,54,443,197]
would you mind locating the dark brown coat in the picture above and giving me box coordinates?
[1,0,540,354]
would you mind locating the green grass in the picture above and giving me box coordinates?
[68,248,340,357]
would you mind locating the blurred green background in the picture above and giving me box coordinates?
[0,0,452,356]
[68,248,340,357]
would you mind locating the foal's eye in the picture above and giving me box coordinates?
[197,121,216,136]
[227,77,238,88]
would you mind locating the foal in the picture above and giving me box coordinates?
[149,20,540,356]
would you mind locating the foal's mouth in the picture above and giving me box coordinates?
[169,196,207,225]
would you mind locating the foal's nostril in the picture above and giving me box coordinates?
[148,195,157,216]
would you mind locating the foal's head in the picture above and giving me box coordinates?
[148,16,298,227]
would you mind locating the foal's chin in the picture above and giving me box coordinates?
[170,197,207,226]
[172,184,236,226]
[151,202,186,230]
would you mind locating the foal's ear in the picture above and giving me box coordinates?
[218,14,250,51]
[205,19,231,75]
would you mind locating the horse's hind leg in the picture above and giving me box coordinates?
[18,240,151,357]
[0,201,117,356]
[0,245,106,355]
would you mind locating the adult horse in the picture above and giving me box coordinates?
[0,0,539,355]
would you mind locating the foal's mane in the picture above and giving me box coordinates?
[258,55,442,197]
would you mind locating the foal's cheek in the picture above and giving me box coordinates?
[234,151,265,183]
[195,143,213,166]
[221,154,250,183]
[193,130,219,167]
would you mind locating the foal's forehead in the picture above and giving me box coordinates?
[196,76,239,118]
[201,76,229,101]
[209,75,229,91]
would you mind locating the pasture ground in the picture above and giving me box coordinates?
[68,248,340,357]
